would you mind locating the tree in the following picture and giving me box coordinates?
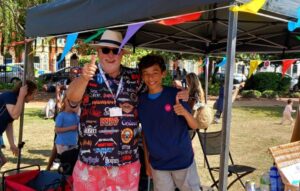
[0,0,51,80]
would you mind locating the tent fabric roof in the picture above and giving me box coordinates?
[25,0,231,37]
[25,0,300,54]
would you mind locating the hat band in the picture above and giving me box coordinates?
[99,39,121,46]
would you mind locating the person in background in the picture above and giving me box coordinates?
[186,72,205,110]
[281,98,296,125]
[0,80,37,168]
[54,97,79,155]
[138,55,201,191]
[181,68,187,89]
[214,81,244,124]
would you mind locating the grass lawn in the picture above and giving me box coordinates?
[0,104,293,190]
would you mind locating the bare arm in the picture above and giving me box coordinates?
[5,123,18,155]
[55,125,77,133]
[67,55,97,103]
[6,85,28,120]
[142,134,152,177]
[232,82,245,102]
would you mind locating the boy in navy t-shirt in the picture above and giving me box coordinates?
[138,55,201,191]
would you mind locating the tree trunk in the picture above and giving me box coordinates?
[25,41,35,81]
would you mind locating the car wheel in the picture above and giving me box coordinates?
[11,78,21,84]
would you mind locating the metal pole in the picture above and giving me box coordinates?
[218,4,238,191]
[16,40,28,170]
[205,56,209,104]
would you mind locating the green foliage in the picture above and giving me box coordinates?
[261,90,278,99]
[78,56,91,67]
[289,92,300,98]
[0,82,14,90]
[208,83,220,96]
[162,71,173,87]
[244,72,291,93]
[35,77,44,91]
[241,90,262,98]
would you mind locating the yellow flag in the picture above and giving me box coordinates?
[248,60,262,77]
[230,0,266,14]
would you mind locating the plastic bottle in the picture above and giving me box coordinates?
[269,166,284,191]
[260,172,270,191]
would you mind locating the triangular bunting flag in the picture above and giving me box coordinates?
[56,33,78,69]
[288,8,300,32]
[216,57,227,67]
[158,12,202,26]
[118,22,145,54]
[248,60,262,77]
[282,59,297,77]
[231,0,267,14]
[84,28,106,43]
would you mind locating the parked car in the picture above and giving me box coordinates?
[39,66,81,83]
[0,65,23,84]
[214,72,246,84]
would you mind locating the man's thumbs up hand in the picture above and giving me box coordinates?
[173,96,187,116]
[82,54,98,81]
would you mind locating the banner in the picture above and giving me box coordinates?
[118,22,145,54]
[282,59,297,77]
[158,12,202,26]
[248,60,262,77]
[84,28,106,43]
[216,57,227,67]
[288,8,300,32]
[231,0,267,14]
[56,33,78,69]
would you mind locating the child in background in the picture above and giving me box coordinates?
[138,55,201,191]
[55,97,79,155]
[281,98,296,125]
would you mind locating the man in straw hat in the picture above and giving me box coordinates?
[67,30,188,190]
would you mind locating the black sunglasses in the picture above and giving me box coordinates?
[101,47,119,55]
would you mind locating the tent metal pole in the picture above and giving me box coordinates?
[218,4,238,191]
[205,56,209,104]
[16,39,28,171]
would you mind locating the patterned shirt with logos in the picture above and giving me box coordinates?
[78,66,141,167]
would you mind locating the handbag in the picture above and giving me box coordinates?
[193,102,214,129]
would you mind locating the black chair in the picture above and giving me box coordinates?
[196,130,255,190]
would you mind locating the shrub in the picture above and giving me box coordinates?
[0,82,14,90]
[244,72,291,93]
[241,90,262,98]
[208,83,220,96]
[162,71,173,87]
[289,92,300,98]
[261,90,278,99]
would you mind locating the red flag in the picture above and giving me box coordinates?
[158,12,202,26]
[282,59,297,77]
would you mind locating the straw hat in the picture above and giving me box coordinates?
[90,30,129,53]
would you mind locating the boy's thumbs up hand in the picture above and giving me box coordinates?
[82,54,98,82]
[174,96,187,116]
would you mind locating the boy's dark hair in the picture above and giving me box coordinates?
[12,80,37,96]
[287,99,292,104]
[138,55,166,74]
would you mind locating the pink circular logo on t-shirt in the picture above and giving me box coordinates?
[165,104,172,112]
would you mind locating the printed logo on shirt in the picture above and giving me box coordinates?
[82,95,90,104]
[131,74,140,80]
[121,120,138,126]
[121,154,132,162]
[119,102,134,113]
[83,125,97,137]
[89,89,101,98]
[164,103,172,112]
[121,128,133,144]
[98,128,119,135]
[93,147,114,155]
[92,100,115,105]
[104,157,119,166]
[103,93,114,99]
[99,117,119,126]
[81,155,100,165]
[88,82,98,88]
[80,149,91,155]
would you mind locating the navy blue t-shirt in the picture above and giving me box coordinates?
[0,92,18,135]
[138,86,194,170]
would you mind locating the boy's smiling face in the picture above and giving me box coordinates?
[142,64,166,94]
